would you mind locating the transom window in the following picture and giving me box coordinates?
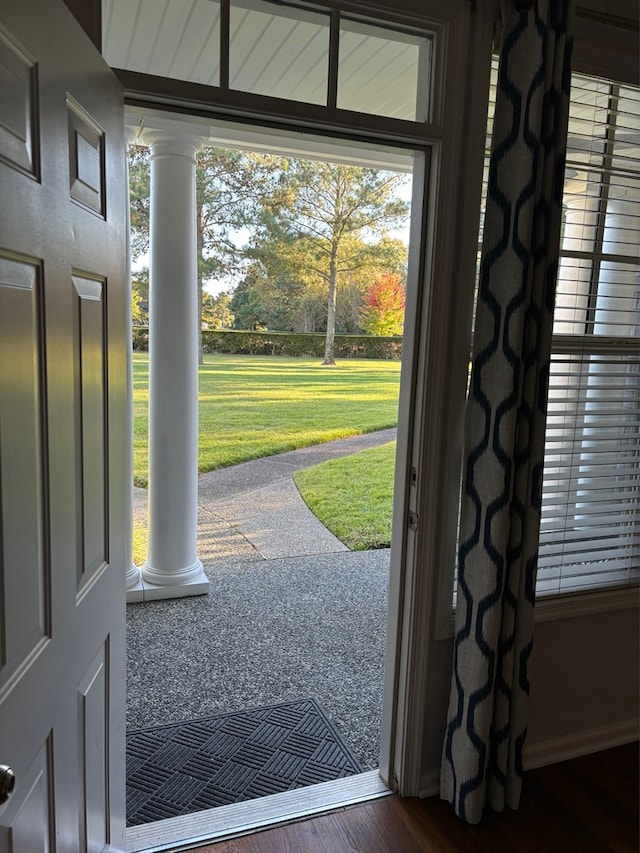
[102,0,434,123]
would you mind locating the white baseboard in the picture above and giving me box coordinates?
[418,718,639,798]
[524,718,639,770]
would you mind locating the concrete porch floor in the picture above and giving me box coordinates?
[127,429,396,770]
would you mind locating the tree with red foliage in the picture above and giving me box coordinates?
[360,273,406,336]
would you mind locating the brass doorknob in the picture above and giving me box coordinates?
[0,765,15,805]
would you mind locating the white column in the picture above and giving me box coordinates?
[141,134,209,600]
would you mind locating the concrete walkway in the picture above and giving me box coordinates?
[128,428,397,771]
[133,427,397,561]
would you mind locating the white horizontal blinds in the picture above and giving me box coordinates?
[456,65,640,604]
[539,347,640,593]
[537,75,640,595]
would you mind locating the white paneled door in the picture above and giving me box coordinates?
[0,1,128,850]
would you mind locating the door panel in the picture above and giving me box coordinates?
[0,27,38,178]
[0,1,127,850]
[78,647,109,851]
[0,256,48,689]
[4,741,53,853]
[68,95,106,216]
[72,272,108,591]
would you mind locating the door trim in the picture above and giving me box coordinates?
[115,0,492,844]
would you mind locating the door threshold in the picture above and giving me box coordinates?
[125,769,391,852]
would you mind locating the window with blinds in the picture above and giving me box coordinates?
[537,75,640,594]
[471,65,640,598]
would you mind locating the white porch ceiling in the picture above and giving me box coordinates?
[102,0,429,123]
[104,0,428,169]
[125,106,416,172]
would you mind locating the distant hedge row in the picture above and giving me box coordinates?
[132,327,403,360]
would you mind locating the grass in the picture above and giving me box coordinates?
[132,517,147,567]
[133,353,401,487]
[293,442,396,551]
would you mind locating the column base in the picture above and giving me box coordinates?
[128,560,209,602]
[126,568,146,603]
[126,564,143,601]
[125,563,140,592]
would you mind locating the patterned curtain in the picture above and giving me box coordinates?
[440,0,574,824]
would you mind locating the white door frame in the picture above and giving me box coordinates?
[110,1,494,849]
[122,13,495,851]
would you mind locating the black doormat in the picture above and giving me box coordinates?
[126,699,363,826]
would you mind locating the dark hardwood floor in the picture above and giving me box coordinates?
[187,742,639,852]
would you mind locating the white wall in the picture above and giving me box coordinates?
[527,608,639,764]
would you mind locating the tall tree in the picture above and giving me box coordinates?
[242,230,408,334]
[230,271,267,330]
[194,148,272,358]
[202,291,235,329]
[129,146,150,262]
[254,160,409,364]
[127,144,266,360]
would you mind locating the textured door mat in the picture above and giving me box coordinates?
[126,699,363,825]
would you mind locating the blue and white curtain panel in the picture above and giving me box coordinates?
[441,0,574,824]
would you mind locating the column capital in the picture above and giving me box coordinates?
[147,133,206,162]
[136,115,207,157]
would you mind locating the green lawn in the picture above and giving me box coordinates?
[132,518,147,567]
[133,353,401,487]
[293,442,396,551]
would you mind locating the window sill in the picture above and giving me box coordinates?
[533,583,639,622]
[438,582,639,639]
